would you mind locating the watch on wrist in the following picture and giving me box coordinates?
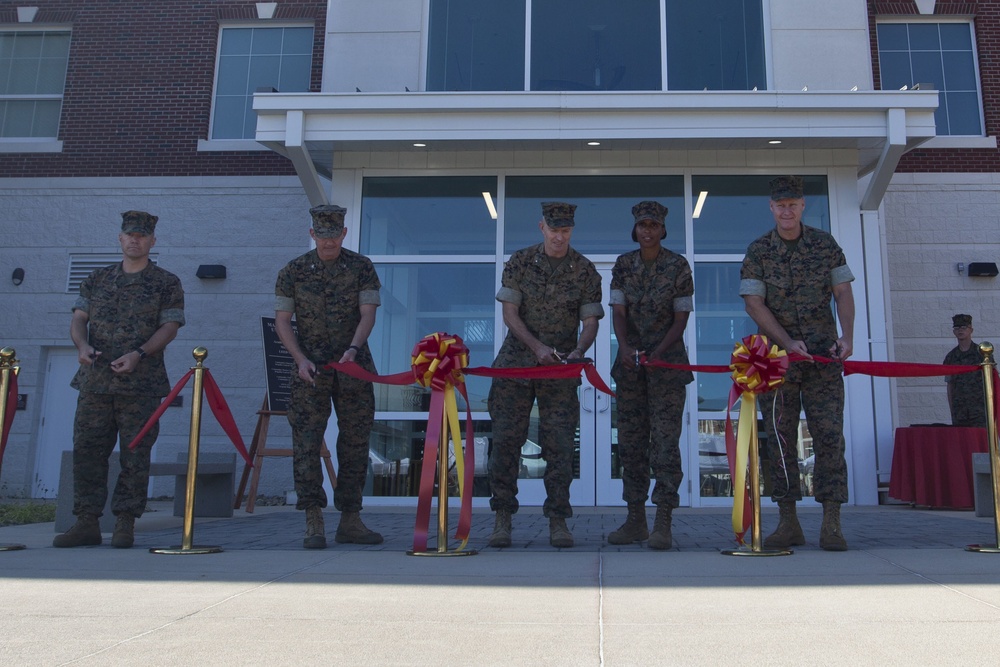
[135,348,147,361]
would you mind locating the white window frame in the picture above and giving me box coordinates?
[200,21,314,151]
[0,24,71,153]
[876,16,993,146]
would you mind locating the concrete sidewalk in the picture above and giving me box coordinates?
[1,504,999,665]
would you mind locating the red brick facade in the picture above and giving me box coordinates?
[0,0,327,178]
[4,2,996,176]
[870,0,1000,171]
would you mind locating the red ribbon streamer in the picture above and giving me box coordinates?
[321,360,414,385]
[327,360,617,397]
[0,371,18,467]
[647,354,980,379]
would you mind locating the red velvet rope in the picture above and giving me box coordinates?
[0,371,18,467]
[127,369,252,467]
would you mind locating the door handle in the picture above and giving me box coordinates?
[581,386,593,412]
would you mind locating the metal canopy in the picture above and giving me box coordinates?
[253,90,939,208]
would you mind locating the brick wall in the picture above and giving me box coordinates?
[870,0,1000,171]
[0,0,327,178]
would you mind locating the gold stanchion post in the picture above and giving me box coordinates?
[0,347,26,552]
[407,408,477,557]
[966,341,1000,553]
[150,347,222,555]
[722,400,792,557]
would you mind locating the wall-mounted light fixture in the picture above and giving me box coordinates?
[11,268,24,286]
[968,262,999,277]
[196,264,227,280]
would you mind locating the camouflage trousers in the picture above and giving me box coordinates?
[759,360,848,503]
[287,370,374,513]
[615,366,686,508]
[71,391,161,518]
[488,377,579,519]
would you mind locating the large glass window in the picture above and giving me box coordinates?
[0,30,70,138]
[367,420,493,498]
[360,177,498,255]
[368,263,496,413]
[426,1,766,92]
[360,176,498,411]
[212,26,313,139]
[693,263,757,411]
[504,175,685,256]
[877,21,983,136]
[426,0,525,91]
[691,175,830,254]
[666,0,765,91]
[531,0,661,91]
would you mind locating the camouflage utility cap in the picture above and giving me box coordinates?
[121,210,158,236]
[769,176,804,201]
[631,200,668,242]
[541,201,576,228]
[310,204,346,238]
[953,314,973,328]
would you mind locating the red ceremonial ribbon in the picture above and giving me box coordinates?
[127,369,252,467]
[0,369,18,468]
[725,335,789,545]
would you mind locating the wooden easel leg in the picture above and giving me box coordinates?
[234,395,269,509]
[321,441,338,489]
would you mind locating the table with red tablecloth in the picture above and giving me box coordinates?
[888,426,989,509]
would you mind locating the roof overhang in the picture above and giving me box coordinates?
[253,90,938,208]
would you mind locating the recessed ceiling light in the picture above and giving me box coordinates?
[413,142,427,147]
[587,141,601,146]
[481,192,498,220]
[693,191,708,219]
[768,140,782,145]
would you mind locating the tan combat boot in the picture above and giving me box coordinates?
[303,506,327,549]
[53,513,102,548]
[819,501,848,551]
[647,506,674,550]
[549,517,574,548]
[608,502,648,545]
[487,509,512,548]
[335,511,384,544]
[111,513,135,549]
[764,500,805,548]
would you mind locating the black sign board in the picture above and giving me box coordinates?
[261,316,297,413]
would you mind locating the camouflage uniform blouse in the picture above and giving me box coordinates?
[494,243,604,369]
[944,343,987,427]
[274,248,381,371]
[71,262,185,396]
[610,247,694,385]
[739,224,854,356]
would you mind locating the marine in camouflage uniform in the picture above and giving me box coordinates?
[944,314,987,428]
[54,210,185,549]
[488,202,604,549]
[740,176,855,551]
[608,201,693,550]
[274,204,383,549]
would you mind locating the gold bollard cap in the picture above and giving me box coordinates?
[192,347,208,364]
